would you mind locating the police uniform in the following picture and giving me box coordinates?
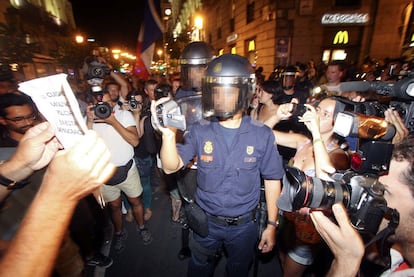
[177,115,284,276]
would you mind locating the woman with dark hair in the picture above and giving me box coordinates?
[271,96,350,276]
[250,80,284,125]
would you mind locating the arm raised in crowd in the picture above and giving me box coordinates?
[299,104,336,178]
[109,70,129,100]
[150,99,184,174]
[0,130,114,277]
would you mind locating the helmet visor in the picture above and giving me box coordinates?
[181,65,207,92]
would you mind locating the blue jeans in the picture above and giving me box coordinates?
[134,156,153,209]
[188,219,258,277]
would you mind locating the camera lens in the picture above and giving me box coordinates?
[94,102,112,119]
[281,166,350,211]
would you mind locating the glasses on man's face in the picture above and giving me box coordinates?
[4,112,38,123]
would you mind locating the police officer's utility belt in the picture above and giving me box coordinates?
[207,210,256,226]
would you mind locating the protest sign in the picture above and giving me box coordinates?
[18,73,87,149]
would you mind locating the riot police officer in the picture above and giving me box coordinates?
[152,54,284,277]
[174,41,214,259]
[175,41,214,99]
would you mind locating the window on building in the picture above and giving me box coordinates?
[217,27,222,39]
[219,48,224,56]
[230,0,236,32]
[231,45,236,54]
[245,38,256,66]
[247,2,255,23]
[334,0,360,7]
[230,18,235,33]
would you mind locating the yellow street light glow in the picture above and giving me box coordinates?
[112,49,121,53]
[194,16,203,29]
[75,35,84,44]
[113,54,119,60]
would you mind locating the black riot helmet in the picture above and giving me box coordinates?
[281,65,298,90]
[180,41,214,92]
[202,54,256,119]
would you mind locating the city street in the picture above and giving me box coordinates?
[87,174,282,277]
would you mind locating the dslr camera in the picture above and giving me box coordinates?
[127,94,140,110]
[279,165,398,239]
[89,86,112,119]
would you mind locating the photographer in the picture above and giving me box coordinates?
[310,139,414,276]
[86,88,153,251]
[270,97,350,276]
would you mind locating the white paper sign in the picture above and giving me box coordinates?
[18,73,87,148]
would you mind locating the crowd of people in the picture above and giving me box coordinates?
[0,42,413,277]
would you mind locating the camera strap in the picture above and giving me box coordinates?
[364,207,399,268]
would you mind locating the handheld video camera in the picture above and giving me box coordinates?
[83,56,111,80]
[153,95,202,131]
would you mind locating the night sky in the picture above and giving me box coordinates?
[69,0,145,52]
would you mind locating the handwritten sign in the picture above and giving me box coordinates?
[18,73,87,148]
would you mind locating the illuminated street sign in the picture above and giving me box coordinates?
[321,13,369,24]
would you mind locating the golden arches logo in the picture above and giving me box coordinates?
[333,30,349,44]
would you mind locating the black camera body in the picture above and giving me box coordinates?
[128,98,139,110]
[92,101,112,119]
[84,56,111,80]
[89,87,112,119]
[291,103,308,117]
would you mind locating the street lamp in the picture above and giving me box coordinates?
[75,35,84,44]
[157,49,163,60]
[194,16,204,41]
[163,7,171,74]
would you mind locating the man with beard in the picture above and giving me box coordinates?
[0,93,40,146]
[310,139,414,276]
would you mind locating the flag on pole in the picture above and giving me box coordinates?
[133,0,164,80]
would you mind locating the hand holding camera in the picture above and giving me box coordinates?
[310,203,365,276]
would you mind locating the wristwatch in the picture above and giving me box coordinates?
[0,174,30,190]
[0,174,17,189]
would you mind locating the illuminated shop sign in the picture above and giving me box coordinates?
[321,13,369,24]
[226,33,238,43]
[333,30,349,44]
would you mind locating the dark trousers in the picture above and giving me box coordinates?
[188,219,258,277]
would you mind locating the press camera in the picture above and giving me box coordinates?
[154,95,202,131]
[82,55,112,119]
[89,85,112,119]
[339,76,414,136]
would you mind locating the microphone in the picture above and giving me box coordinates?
[340,79,414,100]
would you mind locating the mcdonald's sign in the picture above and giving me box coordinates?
[333,30,349,44]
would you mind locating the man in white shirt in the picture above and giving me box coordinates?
[87,90,152,252]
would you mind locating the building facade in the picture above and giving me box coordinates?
[170,0,414,77]
[0,0,76,79]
